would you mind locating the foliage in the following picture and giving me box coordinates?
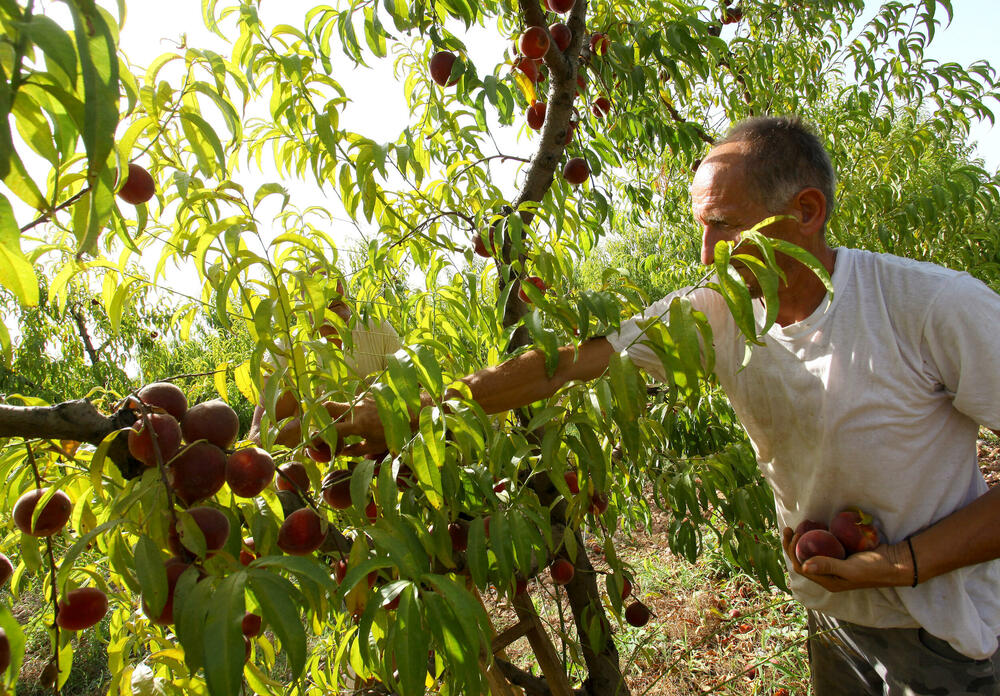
[0,0,997,694]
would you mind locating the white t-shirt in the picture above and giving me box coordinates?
[608,247,1000,658]
[270,318,402,388]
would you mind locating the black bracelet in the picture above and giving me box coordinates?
[906,536,919,588]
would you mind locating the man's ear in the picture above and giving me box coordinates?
[793,187,827,236]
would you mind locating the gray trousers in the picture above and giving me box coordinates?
[808,610,1000,695]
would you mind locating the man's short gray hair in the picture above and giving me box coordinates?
[716,116,837,225]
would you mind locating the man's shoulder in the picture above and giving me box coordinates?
[843,247,962,283]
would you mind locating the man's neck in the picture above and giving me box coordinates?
[775,246,837,327]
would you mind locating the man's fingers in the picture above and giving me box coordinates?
[275,417,303,448]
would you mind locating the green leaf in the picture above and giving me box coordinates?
[20,14,78,84]
[395,587,428,696]
[248,570,308,679]
[133,535,167,619]
[0,194,38,305]
[173,567,215,673]
[203,572,247,696]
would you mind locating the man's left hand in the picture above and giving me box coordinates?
[781,527,913,592]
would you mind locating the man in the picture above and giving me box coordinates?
[249,274,401,446]
[322,117,1000,694]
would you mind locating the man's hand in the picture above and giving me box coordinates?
[781,527,913,592]
[322,398,387,457]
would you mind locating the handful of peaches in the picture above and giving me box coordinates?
[794,507,881,562]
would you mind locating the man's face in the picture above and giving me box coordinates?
[690,142,793,298]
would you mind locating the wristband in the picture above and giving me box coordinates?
[906,536,919,588]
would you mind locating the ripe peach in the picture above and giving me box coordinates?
[794,529,846,564]
[13,488,73,537]
[0,627,8,674]
[515,56,541,83]
[608,573,632,599]
[448,521,469,553]
[276,462,310,493]
[56,587,108,631]
[117,163,155,205]
[305,437,332,463]
[723,6,743,24]
[589,32,609,56]
[137,382,187,421]
[168,442,227,506]
[526,101,546,130]
[549,23,571,51]
[168,506,230,558]
[548,0,574,13]
[564,120,577,145]
[429,51,459,86]
[226,447,275,498]
[591,96,611,118]
[241,611,262,637]
[143,558,195,625]
[334,558,349,583]
[564,471,580,495]
[520,26,549,59]
[588,491,609,515]
[550,559,574,585]
[0,553,12,587]
[472,228,496,257]
[321,469,353,510]
[181,399,240,450]
[365,500,377,523]
[518,276,547,303]
[128,413,182,466]
[277,508,325,556]
[562,157,590,185]
[829,507,879,554]
[794,518,827,536]
[624,600,651,627]
[240,537,257,566]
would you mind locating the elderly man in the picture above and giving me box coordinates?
[324,117,1000,694]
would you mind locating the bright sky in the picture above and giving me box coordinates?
[117,0,1000,170]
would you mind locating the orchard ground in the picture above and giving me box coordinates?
[8,429,999,696]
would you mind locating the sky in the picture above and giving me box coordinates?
[114,0,1000,169]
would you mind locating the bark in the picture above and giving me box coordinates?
[0,399,145,478]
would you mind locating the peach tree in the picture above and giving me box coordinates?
[0,0,998,694]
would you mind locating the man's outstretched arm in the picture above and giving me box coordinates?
[312,337,616,454]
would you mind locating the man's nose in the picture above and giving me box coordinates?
[701,228,725,266]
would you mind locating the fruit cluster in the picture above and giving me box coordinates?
[794,506,880,563]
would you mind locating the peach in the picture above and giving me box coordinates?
[226,447,275,498]
[181,399,240,450]
[137,382,187,421]
[0,553,12,587]
[117,163,155,205]
[56,587,109,631]
[794,518,827,536]
[520,26,549,59]
[550,559,574,585]
[276,462,310,493]
[168,506,230,558]
[549,23,571,51]
[429,51,459,87]
[241,611,262,637]
[562,157,590,185]
[143,557,196,625]
[624,601,651,627]
[168,442,227,505]
[128,413,182,466]
[829,507,879,554]
[448,521,469,553]
[321,469,353,509]
[277,508,325,556]
[794,529,846,563]
[13,488,73,537]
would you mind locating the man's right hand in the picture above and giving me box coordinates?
[273,397,387,457]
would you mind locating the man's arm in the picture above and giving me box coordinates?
[319,337,616,454]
